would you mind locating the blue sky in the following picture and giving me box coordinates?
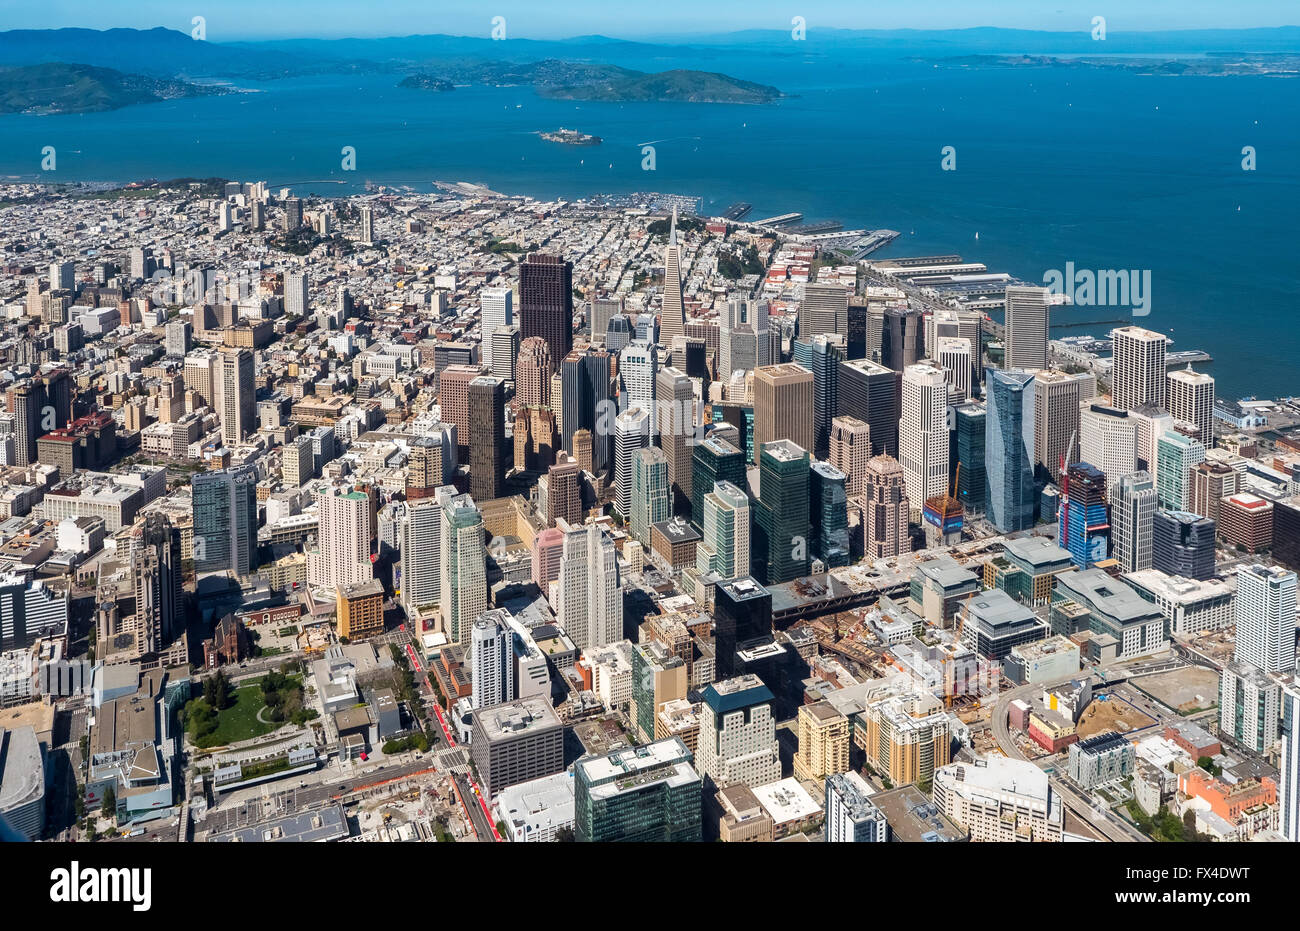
[6,1,1298,39]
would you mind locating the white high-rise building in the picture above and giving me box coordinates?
[1079,402,1137,495]
[49,261,75,291]
[1278,679,1300,841]
[1003,285,1051,371]
[697,674,781,789]
[719,298,770,378]
[659,207,686,349]
[1166,366,1215,449]
[1112,471,1156,573]
[400,496,443,614]
[471,610,515,710]
[618,341,659,429]
[556,523,622,650]
[490,325,520,382]
[1129,405,1174,473]
[825,771,888,842]
[307,485,373,592]
[613,408,651,521]
[1234,564,1298,674]
[936,337,972,401]
[480,287,514,368]
[1111,326,1168,412]
[899,363,949,510]
[359,205,375,245]
[284,271,309,318]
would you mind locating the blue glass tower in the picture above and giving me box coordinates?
[985,368,1037,533]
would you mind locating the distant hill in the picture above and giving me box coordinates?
[540,68,784,104]
[0,62,232,114]
[398,59,783,104]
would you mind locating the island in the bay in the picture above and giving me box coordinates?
[539,128,602,146]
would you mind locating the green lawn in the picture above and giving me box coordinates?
[195,684,278,747]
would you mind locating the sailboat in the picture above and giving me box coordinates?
[974,231,980,240]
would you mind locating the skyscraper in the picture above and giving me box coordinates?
[656,366,695,512]
[900,363,950,515]
[754,439,811,585]
[1057,462,1110,569]
[561,349,613,474]
[480,287,514,369]
[1111,326,1168,412]
[440,491,487,644]
[1152,510,1216,581]
[696,675,781,790]
[1279,681,1300,841]
[810,461,850,568]
[1129,404,1174,473]
[1032,369,1085,484]
[829,415,872,498]
[719,298,770,377]
[284,271,309,318]
[799,282,850,339]
[879,306,923,372]
[837,358,898,458]
[557,523,622,650]
[519,253,573,372]
[659,207,686,348]
[1003,285,1051,371]
[792,335,843,459]
[438,364,480,464]
[1112,471,1156,573]
[614,407,651,520]
[516,337,552,408]
[1155,431,1205,511]
[698,480,750,581]
[307,485,373,592]
[128,514,184,657]
[861,455,910,559]
[618,341,658,426]
[1080,402,1138,495]
[935,336,972,401]
[1166,366,1215,449]
[359,205,374,244]
[217,348,255,445]
[631,447,670,549]
[401,497,443,614]
[714,577,773,679]
[1233,564,1297,674]
[544,456,582,528]
[690,434,746,533]
[985,368,1037,533]
[490,326,521,382]
[471,611,515,710]
[468,375,505,502]
[753,363,814,465]
[951,401,987,516]
[591,296,623,345]
[192,464,259,576]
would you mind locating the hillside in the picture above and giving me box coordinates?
[0,62,232,114]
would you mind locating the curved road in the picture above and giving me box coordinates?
[990,675,1150,843]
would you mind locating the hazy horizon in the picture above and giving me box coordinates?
[2,1,1298,41]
